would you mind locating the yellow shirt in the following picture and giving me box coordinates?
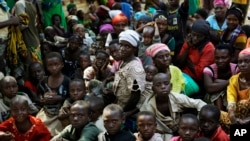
[0,8,9,40]
[232,0,248,4]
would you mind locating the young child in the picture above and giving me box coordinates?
[199,104,229,141]
[98,104,136,141]
[36,52,70,136]
[0,76,38,122]
[52,100,100,141]
[51,14,65,37]
[170,114,200,141]
[72,52,92,80]
[23,62,45,109]
[138,22,160,67]
[87,96,106,132]
[109,39,121,74]
[58,79,87,127]
[134,111,163,141]
[0,96,51,141]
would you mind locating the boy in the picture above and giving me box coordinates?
[52,100,100,141]
[199,104,229,141]
[0,96,51,141]
[170,114,200,141]
[134,111,163,141]
[98,104,136,141]
[0,76,38,122]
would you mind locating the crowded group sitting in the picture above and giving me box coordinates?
[0,0,249,140]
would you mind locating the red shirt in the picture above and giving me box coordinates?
[24,80,38,95]
[0,116,51,141]
[199,126,230,141]
[178,42,215,82]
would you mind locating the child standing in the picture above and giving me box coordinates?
[98,104,136,141]
[0,96,51,141]
[170,114,200,141]
[52,100,100,141]
[58,79,87,127]
[134,111,163,141]
[199,104,229,141]
[36,52,70,136]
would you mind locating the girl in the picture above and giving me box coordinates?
[36,52,70,136]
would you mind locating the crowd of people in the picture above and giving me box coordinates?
[0,0,249,140]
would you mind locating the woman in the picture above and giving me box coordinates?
[221,7,247,63]
[206,0,229,32]
[113,29,146,121]
[146,43,184,94]
[203,44,239,111]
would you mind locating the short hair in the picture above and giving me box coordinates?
[45,52,63,63]
[215,43,233,55]
[142,26,154,34]
[71,100,91,115]
[69,34,83,44]
[70,78,86,89]
[137,111,156,122]
[0,76,17,90]
[87,96,105,113]
[195,8,209,19]
[179,113,199,126]
[103,104,124,117]
[28,62,43,73]
[109,39,119,46]
[200,104,220,121]
[95,50,110,58]
[144,65,158,72]
[10,95,29,108]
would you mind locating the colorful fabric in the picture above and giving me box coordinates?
[99,24,114,33]
[120,2,133,20]
[112,13,128,25]
[206,15,227,31]
[6,13,28,67]
[24,80,39,95]
[67,3,76,12]
[109,10,122,19]
[191,19,210,36]
[213,0,230,7]
[170,66,185,94]
[119,29,140,47]
[199,126,229,141]
[0,0,9,12]
[146,43,170,58]
[239,48,250,55]
[0,116,51,141]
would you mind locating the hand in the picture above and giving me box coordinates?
[146,21,155,26]
[101,59,109,73]
[9,16,20,25]
[0,131,14,141]
[93,59,99,72]
[186,33,193,47]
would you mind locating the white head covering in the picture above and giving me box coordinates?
[119,30,140,47]
[108,10,122,19]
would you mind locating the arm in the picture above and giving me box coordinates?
[58,101,70,120]
[78,124,100,141]
[203,73,229,94]
[175,94,207,111]
[154,22,160,39]
[0,17,20,28]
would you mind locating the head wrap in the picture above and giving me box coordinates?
[239,48,250,56]
[120,2,133,20]
[109,10,122,19]
[226,6,244,23]
[66,15,78,23]
[112,13,128,25]
[96,5,110,18]
[99,24,114,33]
[119,30,140,47]
[191,20,210,36]
[146,43,170,58]
[213,0,230,8]
[67,3,76,12]
[137,14,152,22]
[73,24,84,31]
[153,12,167,21]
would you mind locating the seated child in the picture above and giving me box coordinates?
[23,62,45,109]
[170,114,200,141]
[51,14,66,37]
[0,76,38,122]
[0,96,51,141]
[98,104,136,141]
[87,96,106,132]
[71,52,91,80]
[36,52,70,136]
[58,79,87,127]
[51,100,100,141]
[199,104,229,141]
[134,111,163,141]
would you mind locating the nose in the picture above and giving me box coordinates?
[185,129,190,135]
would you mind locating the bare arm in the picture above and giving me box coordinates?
[204,74,229,93]
[0,16,20,28]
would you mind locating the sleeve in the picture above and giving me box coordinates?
[51,125,71,141]
[194,43,215,80]
[0,119,12,131]
[127,62,146,92]
[175,94,207,111]
[227,75,238,105]
[235,33,247,49]
[78,124,100,141]
[203,66,213,77]
[35,118,52,141]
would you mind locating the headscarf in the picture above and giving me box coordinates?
[73,24,84,31]
[213,0,230,8]
[99,24,114,33]
[153,12,167,21]
[119,30,140,47]
[134,11,147,21]
[120,2,133,20]
[67,3,76,12]
[191,20,210,36]
[226,6,244,23]
[112,13,128,25]
[135,11,152,22]
[96,5,110,19]
[239,48,250,56]
[66,15,78,23]
[109,10,122,19]
[146,43,170,58]
[0,0,9,12]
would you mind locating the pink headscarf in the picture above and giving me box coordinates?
[99,24,114,33]
[146,43,170,58]
[239,48,250,56]
[213,0,230,8]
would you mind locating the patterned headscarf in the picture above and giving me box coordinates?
[213,0,230,8]
[146,43,170,58]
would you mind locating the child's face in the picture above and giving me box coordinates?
[215,49,231,70]
[2,79,18,99]
[142,31,153,46]
[75,28,85,38]
[199,110,219,137]
[152,73,172,96]
[79,55,91,70]
[155,19,167,34]
[145,66,158,82]
[30,64,45,81]
[53,16,61,26]
[137,115,156,140]
[178,118,199,141]
[95,53,108,68]
[69,81,86,101]
[109,44,121,61]
[103,110,123,135]
[69,38,81,52]
[46,57,64,75]
[69,105,89,129]
[11,100,29,123]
